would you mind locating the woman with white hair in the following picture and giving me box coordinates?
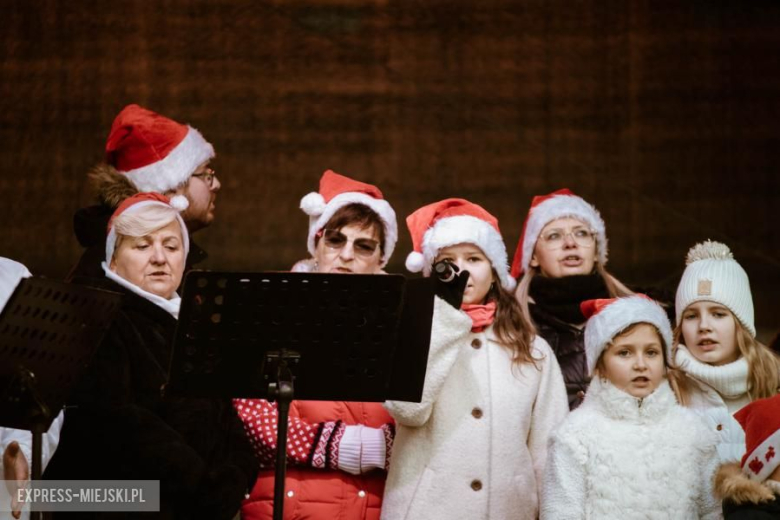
[44,193,257,520]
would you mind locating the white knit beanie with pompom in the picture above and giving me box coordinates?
[675,240,755,337]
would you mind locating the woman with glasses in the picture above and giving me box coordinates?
[234,170,398,520]
[510,189,632,409]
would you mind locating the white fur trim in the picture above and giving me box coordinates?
[405,251,425,273]
[743,430,780,482]
[169,195,189,211]
[306,192,398,266]
[418,215,513,290]
[521,194,607,273]
[584,296,673,376]
[300,192,326,216]
[123,126,214,193]
[105,201,190,265]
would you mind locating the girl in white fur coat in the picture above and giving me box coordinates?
[541,295,720,520]
[381,199,568,520]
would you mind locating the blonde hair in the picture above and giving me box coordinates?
[112,205,183,256]
[670,312,780,406]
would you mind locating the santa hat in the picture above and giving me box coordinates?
[105,104,215,194]
[405,198,515,291]
[104,192,190,265]
[734,394,780,482]
[300,170,398,266]
[675,240,755,337]
[510,188,607,278]
[581,295,673,376]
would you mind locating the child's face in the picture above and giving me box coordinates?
[435,243,495,305]
[600,323,665,399]
[680,301,739,366]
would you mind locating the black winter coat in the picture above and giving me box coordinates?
[723,494,780,519]
[44,281,257,519]
[530,303,589,410]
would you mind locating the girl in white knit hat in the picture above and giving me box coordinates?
[671,240,780,464]
[541,295,720,519]
[381,198,568,520]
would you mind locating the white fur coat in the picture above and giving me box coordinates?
[541,377,721,520]
[381,298,568,520]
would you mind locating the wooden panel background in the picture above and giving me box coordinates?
[1,1,779,339]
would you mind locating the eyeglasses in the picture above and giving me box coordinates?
[538,227,595,249]
[192,168,218,188]
[319,229,379,258]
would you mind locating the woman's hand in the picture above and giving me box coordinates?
[433,260,470,309]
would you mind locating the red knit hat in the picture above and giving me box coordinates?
[510,188,607,278]
[734,393,780,482]
[299,170,398,266]
[405,198,515,290]
[104,192,189,265]
[105,104,215,193]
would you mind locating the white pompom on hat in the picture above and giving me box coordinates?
[675,240,755,337]
[105,104,215,193]
[405,198,516,291]
[104,192,190,266]
[510,188,607,278]
[300,170,398,267]
[581,295,673,377]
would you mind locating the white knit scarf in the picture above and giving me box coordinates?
[674,345,748,399]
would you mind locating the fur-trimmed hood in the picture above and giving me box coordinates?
[715,462,778,505]
[88,163,139,208]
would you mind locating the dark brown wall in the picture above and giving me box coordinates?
[2,1,779,339]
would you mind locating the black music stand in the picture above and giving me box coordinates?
[0,277,122,519]
[165,271,435,520]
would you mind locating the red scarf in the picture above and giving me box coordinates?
[461,301,497,332]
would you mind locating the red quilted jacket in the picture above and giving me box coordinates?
[236,399,393,520]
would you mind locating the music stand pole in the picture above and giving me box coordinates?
[269,372,294,520]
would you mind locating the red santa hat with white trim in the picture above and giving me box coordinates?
[105,104,215,194]
[405,198,516,291]
[299,170,398,266]
[580,295,673,376]
[510,188,607,278]
[104,192,190,265]
[734,393,780,482]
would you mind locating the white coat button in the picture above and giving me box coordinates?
[287,490,294,498]
[358,490,366,498]
[470,479,482,491]
[471,339,482,349]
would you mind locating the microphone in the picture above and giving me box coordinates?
[433,260,458,283]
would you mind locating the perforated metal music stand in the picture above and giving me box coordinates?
[165,270,435,520]
[0,277,122,484]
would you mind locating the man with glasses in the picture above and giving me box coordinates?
[67,104,221,284]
